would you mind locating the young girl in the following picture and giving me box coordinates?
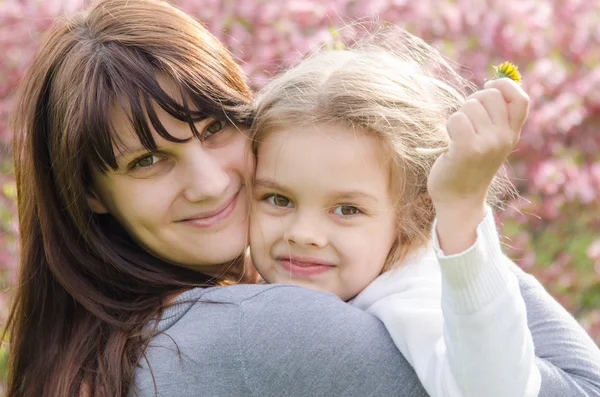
[249,31,539,397]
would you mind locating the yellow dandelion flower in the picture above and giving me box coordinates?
[493,61,522,84]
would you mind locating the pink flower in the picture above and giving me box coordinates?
[587,240,600,273]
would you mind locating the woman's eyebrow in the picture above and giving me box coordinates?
[114,144,147,161]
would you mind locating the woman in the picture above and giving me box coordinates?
[5,0,600,396]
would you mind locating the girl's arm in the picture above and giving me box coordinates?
[353,208,600,397]
[353,75,542,396]
[352,206,540,397]
[434,206,540,397]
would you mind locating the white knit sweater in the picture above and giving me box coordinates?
[351,207,541,397]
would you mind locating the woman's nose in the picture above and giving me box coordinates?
[182,145,230,202]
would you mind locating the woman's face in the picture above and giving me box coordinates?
[87,80,253,274]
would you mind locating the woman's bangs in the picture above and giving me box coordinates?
[85,49,217,173]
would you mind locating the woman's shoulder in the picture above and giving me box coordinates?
[201,283,332,304]
[166,283,340,311]
[155,284,353,336]
[133,284,426,397]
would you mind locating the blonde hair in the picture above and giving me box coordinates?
[250,28,513,267]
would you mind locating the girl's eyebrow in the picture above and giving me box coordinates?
[254,177,379,204]
[331,191,379,204]
[254,177,288,191]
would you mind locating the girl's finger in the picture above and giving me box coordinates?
[460,98,491,135]
[446,111,475,147]
[484,79,530,132]
[469,88,508,126]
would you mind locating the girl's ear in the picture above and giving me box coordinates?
[86,190,109,214]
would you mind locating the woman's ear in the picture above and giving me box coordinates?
[86,189,109,214]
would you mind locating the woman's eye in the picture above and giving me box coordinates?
[133,154,162,168]
[333,205,360,216]
[266,194,292,208]
[204,120,224,137]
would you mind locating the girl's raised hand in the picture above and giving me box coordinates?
[428,78,530,254]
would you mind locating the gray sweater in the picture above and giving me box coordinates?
[131,269,600,397]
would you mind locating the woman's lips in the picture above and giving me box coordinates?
[180,190,239,228]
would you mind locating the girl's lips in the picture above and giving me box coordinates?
[181,191,239,228]
[278,257,334,277]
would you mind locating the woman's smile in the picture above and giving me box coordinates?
[178,188,241,228]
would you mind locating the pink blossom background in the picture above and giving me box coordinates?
[1,0,599,388]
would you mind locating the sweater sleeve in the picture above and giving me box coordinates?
[514,265,600,396]
[352,206,540,397]
[433,206,540,397]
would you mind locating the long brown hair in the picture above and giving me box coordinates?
[4,0,253,395]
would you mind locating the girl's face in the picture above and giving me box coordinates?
[88,83,253,274]
[250,123,398,300]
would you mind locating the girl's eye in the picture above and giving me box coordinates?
[266,194,293,208]
[133,154,162,168]
[333,205,361,216]
[204,120,224,137]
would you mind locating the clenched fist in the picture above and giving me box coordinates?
[429,78,530,254]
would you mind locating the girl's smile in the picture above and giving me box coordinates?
[277,254,337,277]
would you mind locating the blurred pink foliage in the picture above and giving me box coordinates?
[1,0,599,367]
